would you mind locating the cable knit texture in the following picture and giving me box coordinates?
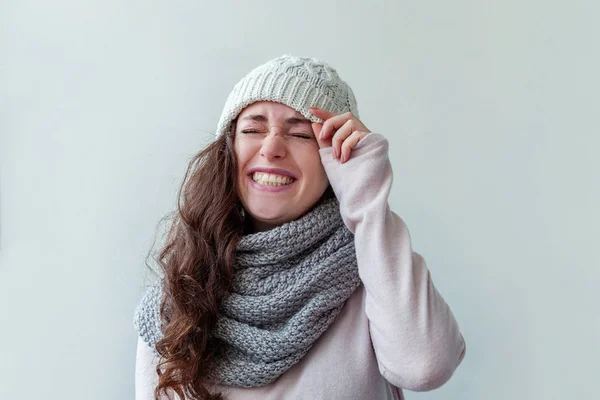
[133,197,361,388]
[215,54,359,138]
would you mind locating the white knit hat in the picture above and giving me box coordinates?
[215,54,359,138]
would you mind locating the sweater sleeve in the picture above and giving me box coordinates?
[319,132,466,392]
[136,337,184,400]
[136,337,161,400]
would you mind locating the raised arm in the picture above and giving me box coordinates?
[319,132,466,391]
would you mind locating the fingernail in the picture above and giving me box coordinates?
[332,147,338,158]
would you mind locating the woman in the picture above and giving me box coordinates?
[134,54,466,400]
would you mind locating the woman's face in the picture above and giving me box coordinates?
[233,101,329,232]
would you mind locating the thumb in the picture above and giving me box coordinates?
[312,122,332,150]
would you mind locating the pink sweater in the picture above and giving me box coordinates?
[135,133,466,399]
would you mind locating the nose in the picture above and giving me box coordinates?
[259,131,286,161]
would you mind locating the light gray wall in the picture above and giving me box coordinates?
[1,1,598,399]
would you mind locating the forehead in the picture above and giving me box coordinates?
[237,101,304,120]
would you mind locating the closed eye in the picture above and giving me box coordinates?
[241,130,312,139]
[291,133,312,139]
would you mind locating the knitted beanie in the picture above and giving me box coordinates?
[215,54,359,138]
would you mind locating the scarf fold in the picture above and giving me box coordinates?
[133,197,360,388]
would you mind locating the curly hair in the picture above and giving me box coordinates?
[147,125,243,400]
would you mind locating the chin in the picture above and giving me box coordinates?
[250,209,291,223]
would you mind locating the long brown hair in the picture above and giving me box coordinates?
[145,124,335,399]
[147,125,242,400]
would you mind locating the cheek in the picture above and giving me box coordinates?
[234,141,254,174]
[299,149,328,183]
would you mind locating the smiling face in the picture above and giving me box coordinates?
[233,101,329,232]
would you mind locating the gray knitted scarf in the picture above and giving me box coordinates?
[133,197,360,388]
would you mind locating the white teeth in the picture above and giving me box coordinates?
[252,172,295,186]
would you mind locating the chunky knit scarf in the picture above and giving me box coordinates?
[133,197,361,388]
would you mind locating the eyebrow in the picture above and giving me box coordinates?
[239,114,310,125]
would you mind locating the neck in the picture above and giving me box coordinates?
[248,219,277,233]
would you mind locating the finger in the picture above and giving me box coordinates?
[311,122,331,150]
[331,119,355,159]
[308,107,337,145]
[309,107,353,141]
[309,107,339,141]
[308,106,337,121]
[340,130,366,163]
[319,112,355,141]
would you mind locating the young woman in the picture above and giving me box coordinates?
[134,54,466,400]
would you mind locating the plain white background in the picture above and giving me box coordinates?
[1,1,598,399]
